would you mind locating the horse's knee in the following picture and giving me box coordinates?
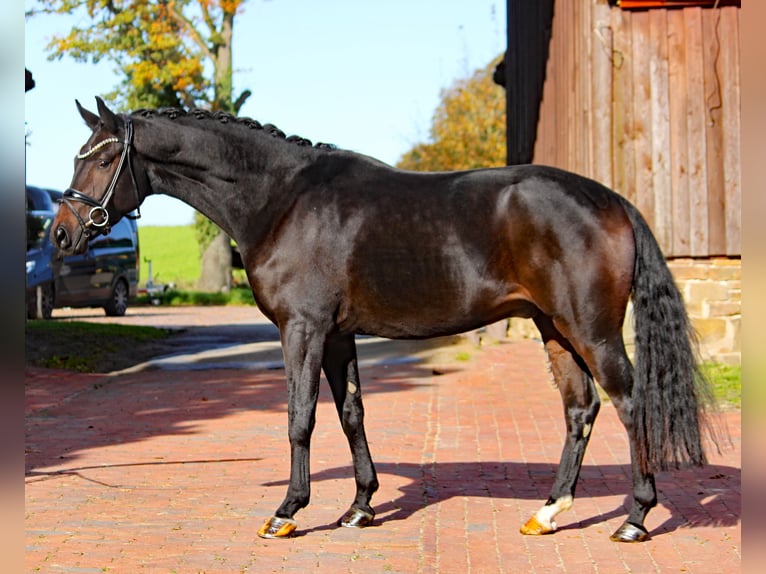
[288,432,314,456]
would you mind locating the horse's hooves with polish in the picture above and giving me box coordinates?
[609,522,649,542]
[339,507,375,528]
[257,516,297,539]
[520,515,555,536]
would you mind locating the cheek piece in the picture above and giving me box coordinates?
[60,118,141,238]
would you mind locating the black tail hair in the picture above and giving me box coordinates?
[620,198,720,473]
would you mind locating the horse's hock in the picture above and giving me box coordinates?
[496,257,741,366]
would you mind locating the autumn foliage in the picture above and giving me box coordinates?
[397,55,506,172]
[31,0,247,112]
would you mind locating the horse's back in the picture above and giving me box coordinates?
[316,163,637,339]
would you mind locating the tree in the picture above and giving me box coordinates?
[28,0,252,291]
[397,55,506,172]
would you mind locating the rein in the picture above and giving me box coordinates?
[61,118,142,236]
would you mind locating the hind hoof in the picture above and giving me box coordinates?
[610,522,649,542]
[339,507,375,528]
[520,515,556,535]
[257,516,297,539]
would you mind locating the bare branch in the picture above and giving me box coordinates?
[167,3,214,61]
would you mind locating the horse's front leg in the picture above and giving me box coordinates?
[257,320,325,539]
[323,332,379,528]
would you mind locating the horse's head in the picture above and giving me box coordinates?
[51,97,144,255]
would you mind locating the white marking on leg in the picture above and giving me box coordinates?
[582,423,592,438]
[347,380,358,395]
[533,495,573,532]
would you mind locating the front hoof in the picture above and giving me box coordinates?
[520,515,556,536]
[339,507,375,528]
[609,521,649,542]
[257,516,297,539]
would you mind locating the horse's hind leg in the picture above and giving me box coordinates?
[322,332,379,527]
[520,314,601,535]
[540,319,657,542]
[588,342,657,542]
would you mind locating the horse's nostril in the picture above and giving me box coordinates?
[54,226,71,250]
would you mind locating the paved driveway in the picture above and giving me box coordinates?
[25,306,741,573]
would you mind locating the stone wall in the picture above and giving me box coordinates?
[474,257,741,366]
[665,257,741,365]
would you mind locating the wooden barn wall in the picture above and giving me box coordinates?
[532,1,740,257]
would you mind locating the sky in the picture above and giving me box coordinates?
[25,0,506,226]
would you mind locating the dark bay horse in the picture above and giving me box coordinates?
[51,97,717,543]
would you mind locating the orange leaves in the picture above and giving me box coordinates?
[128,54,204,93]
[169,59,205,91]
[197,0,243,16]
[33,0,246,110]
[397,56,506,172]
[219,0,245,15]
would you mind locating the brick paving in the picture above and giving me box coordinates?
[25,307,741,573]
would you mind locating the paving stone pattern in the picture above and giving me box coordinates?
[26,308,740,573]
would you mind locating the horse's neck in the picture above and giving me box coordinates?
[138,119,304,243]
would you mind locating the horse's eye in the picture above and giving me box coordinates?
[97,159,111,169]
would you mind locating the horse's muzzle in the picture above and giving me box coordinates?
[53,225,90,256]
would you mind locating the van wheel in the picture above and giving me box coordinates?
[28,283,54,320]
[104,279,129,317]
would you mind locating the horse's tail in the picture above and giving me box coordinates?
[619,198,719,474]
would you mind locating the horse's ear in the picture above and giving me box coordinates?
[76,99,100,132]
[95,96,119,133]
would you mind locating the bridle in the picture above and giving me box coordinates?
[61,117,142,237]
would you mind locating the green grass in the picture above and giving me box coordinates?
[593,361,741,410]
[455,351,473,362]
[135,286,256,307]
[702,362,741,409]
[138,225,201,289]
[26,320,174,373]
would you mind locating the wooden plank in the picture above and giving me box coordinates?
[631,10,655,230]
[572,0,582,175]
[683,7,709,256]
[650,9,672,252]
[591,0,613,189]
[702,7,726,255]
[580,1,592,178]
[534,6,557,166]
[611,7,636,204]
[574,0,589,177]
[557,1,569,169]
[582,0,592,179]
[720,5,741,255]
[667,7,691,256]
[539,7,557,166]
[543,18,558,167]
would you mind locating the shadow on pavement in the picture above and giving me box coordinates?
[25,359,462,473]
[276,460,741,539]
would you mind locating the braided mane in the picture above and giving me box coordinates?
[130,107,338,150]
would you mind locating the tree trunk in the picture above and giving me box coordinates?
[195,229,232,292]
[212,12,234,111]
